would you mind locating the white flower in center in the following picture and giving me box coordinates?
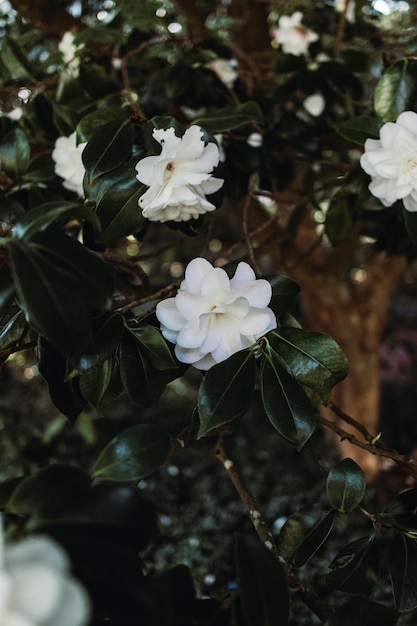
[135,125,224,223]
[273,12,319,57]
[59,31,84,78]
[156,257,277,370]
[52,132,87,198]
[360,111,417,212]
[0,533,90,626]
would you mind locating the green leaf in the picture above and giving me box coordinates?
[388,534,417,613]
[96,182,146,242]
[192,101,263,134]
[0,37,38,82]
[119,332,169,406]
[83,118,135,183]
[0,127,30,181]
[261,348,316,450]
[93,424,171,481]
[374,59,417,122]
[77,107,129,143]
[0,305,26,350]
[325,192,356,247]
[8,232,113,361]
[79,357,113,407]
[337,116,383,145]
[325,535,379,593]
[12,201,100,241]
[279,506,335,568]
[124,321,178,371]
[0,268,15,310]
[38,338,86,422]
[52,104,79,136]
[197,349,256,438]
[266,275,300,317]
[326,458,365,513]
[268,328,349,394]
[382,488,417,532]
[235,534,289,626]
[24,153,56,182]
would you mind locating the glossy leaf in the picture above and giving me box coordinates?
[197,349,256,438]
[374,59,417,122]
[0,305,26,349]
[325,535,379,593]
[0,267,15,310]
[0,127,30,181]
[77,107,129,143]
[124,321,178,371]
[83,118,135,182]
[326,458,366,513]
[382,488,417,532]
[261,348,316,450]
[388,534,417,613]
[24,153,56,182]
[93,424,171,481]
[12,201,100,241]
[266,275,300,317]
[91,313,125,363]
[119,332,169,406]
[268,328,349,394]
[0,36,38,82]
[192,101,263,133]
[337,116,383,145]
[279,506,335,567]
[79,357,113,408]
[235,534,289,626]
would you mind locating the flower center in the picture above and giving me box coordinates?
[403,155,417,174]
[166,162,174,171]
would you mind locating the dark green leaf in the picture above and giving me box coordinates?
[337,116,383,145]
[77,107,129,143]
[325,193,356,247]
[374,59,417,122]
[197,349,256,439]
[38,338,86,422]
[325,598,397,626]
[326,458,366,513]
[261,348,316,450]
[24,153,56,182]
[382,488,417,532]
[325,535,379,593]
[0,305,26,350]
[268,328,349,394]
[388,534,417,613]
[119,332,168,406]
[0,267,15,310]
[279,506,335,568]
[79,357,113,407]
[266,275,300,317]
[92,313,125,363]
[83,118,134,182]
[52,104,79,136]
[12,201,100,241]
[124,321,178,371]
[192,102,263,134]
[235,534,289,626]
[0,127,30,181]
[0,37,38,82]
[93,424,171,481]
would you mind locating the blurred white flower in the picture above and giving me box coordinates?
[3,107,22,121]
[360,111,417,212]
[205,59,238,88]
[273,12,319,56]
[156,257,276,370]
[303,94,325,117]
[247,132,263,148]
[59,31,84,78]
[136,126,224,222]
[52,132,87,197]
[0,533,90,626]
[335,0,356,24]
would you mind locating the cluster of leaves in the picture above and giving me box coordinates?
[1,0,417,624]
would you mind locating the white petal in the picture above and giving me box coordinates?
[156,299,186,330]
[230,262,256,287]
[396,111,417,136]
[200,267,230,297]
[200,176,224,195]
[232,279,272,309]
[176,318,207,349]
[184,258,213,293]
[6,538,68,573]
[44,579,90,626]
[9,566,63,622]
[238,308,277,337]
[135,155,159,185]
[153,127,181,152]
[211,317,243,363]
[403,195,417,212]
[175,125,205,161]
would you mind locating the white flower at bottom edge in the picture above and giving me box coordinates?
[0,535,90,626]
[360,111,417,212]
[52,132,87,198]
[135,125,224,223]
[156,257,277,370]
[273,12,319,56]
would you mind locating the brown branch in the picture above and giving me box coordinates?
[216,428,332,623]
[113,281,181,314]
[9,0,83,38]
[103,252,150,292]
[0,341,36,359]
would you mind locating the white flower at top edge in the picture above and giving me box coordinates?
[156,257,277,370]
[52,132,87,198]
[335,0,356,24]
[135,126,224,223]
[0,532,90,626]
[273,12,319,56]
[58,31,84,78]
[360,111,417,212]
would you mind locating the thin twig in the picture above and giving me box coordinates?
[0,341,36,360]
[216,428,332,623]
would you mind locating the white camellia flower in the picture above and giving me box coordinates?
[335,0,356,24]
[0,532,90,626]
[156,257,277,370]
[135,125,224,223]
[273,12,319,56]
[360,111,417,212]
[303,94,325,117]
[52,132,87,198]
[59,31,84,78]
[205,59,238,89]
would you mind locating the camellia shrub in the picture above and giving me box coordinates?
[1,0,417,624]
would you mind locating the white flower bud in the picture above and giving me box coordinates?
[303,94,325,117]
[247,133,263,148]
